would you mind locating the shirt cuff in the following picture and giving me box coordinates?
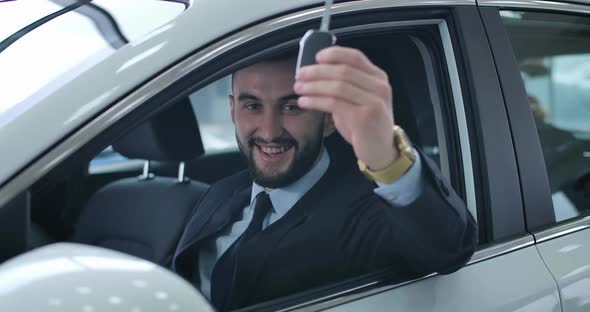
[373,149,423,207]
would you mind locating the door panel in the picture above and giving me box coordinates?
[537,229,590,312]
[483,5,590,312]
[325,246,560,312]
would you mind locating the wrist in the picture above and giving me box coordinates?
[358,126,416,184]
[361,126,398,170]
[366,146,399,171]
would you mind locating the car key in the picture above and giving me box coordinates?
[295,0,336,78]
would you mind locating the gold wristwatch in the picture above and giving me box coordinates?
[358,125,416,183]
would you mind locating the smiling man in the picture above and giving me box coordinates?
[230,58,334,189]
[173,47,477,311]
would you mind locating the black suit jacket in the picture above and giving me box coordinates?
[173,150,478,310]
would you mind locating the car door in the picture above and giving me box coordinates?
[479,1,590,312]
[307,2,561,311]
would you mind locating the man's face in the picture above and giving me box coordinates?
[230,58,334,188]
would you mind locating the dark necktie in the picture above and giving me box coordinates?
[211,192,273,311]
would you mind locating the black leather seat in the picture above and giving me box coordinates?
[71,99,209,266]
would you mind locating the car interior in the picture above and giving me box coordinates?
[0,26,475,308]
[69,98,210,267]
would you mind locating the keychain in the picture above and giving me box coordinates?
[295,0,336,79]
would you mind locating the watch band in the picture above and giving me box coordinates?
[357,125,416,184]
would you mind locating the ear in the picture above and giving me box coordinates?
[229,95,236,124]
[323,113,336,137]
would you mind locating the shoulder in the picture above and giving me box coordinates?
[186,169,250,219]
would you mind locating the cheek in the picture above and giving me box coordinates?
[283,114,324,141]
[234,113,256,135]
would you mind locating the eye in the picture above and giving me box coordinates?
[244,102,260,111]
[282,103,301,113]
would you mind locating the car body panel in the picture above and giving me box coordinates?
[536,229,590,312]
[478,3,590,312]
[324,245,561,312]
[0,243,213,312]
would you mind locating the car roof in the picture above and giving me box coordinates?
[0,0,324,186]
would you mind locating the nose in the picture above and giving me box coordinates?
[258,109,282,141]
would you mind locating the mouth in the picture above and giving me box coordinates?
[254,143,294,162]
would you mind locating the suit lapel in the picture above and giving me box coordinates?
[174,176,252,279]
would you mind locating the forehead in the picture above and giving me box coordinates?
[233,58,296,96]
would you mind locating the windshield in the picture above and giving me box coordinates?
[0,0,64,42]
[0,0,185,125]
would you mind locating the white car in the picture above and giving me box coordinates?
[0,0,589,311]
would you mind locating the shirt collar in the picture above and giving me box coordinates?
[251,148,330,219]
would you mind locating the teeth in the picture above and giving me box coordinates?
[260,145,289,154]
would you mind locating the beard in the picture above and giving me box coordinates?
[237,121,325,189]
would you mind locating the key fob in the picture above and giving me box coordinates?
[295,29,336,78]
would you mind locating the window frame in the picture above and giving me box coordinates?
[449,5,527,243]
[0,0,532,310]
[479,0,590,242]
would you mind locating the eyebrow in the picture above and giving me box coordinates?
[237,93,260,102]
[237,93,300,102]
[278,94,300,102]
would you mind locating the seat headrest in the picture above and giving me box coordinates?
[113,98,205,162]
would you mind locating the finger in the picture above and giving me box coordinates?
[316,46,387,80]
[294,80,383,108]
[298,64,390,98]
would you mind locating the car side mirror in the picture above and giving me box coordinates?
[0,243,214,311]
